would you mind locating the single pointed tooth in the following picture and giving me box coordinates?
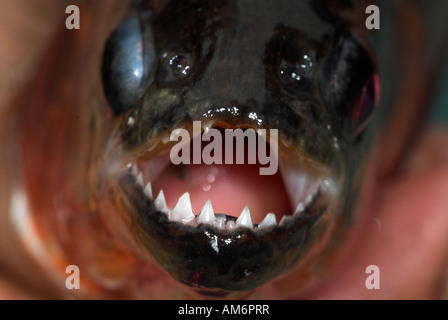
[197,200,215,224]
[131,164,138,177]
[258,213,277,229]
[155,190,169,213]
[144,183,153,199]
[170,192,195,223]
[279,160,309,212]
[279,215,292,227]
[136,172,144,187]
[279,156,327,213]
[294,202,304,215]
[226,221,236,230]
[236,206,253,229]
[279,216,287,226]
[305,193,313,206]
[214,214,227,229]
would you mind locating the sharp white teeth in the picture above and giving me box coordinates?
[197,200,216,225]
[236,206,253,229]
[170,192,195,223]
[130,164,138,177]
[155,190,169,213]
[144,183,153,199]
[279,157,328,213]
[294,202,304,215]
[136,172,144,187]
[279,215,292,227]
[214,214,227,229]
[279,160,309,212]
[305,193,313,206]
[148,188,299,230]
[226,221,236,230]
[258,213,277,229]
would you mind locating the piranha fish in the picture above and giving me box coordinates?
[1,0,448,299]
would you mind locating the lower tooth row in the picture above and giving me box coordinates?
[141,180,278,230]
[130,164,312,230]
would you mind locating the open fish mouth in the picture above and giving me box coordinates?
[102,121,338,293]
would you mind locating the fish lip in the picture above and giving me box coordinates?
[116,166,331,292]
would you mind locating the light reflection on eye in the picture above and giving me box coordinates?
[159,52,194,83]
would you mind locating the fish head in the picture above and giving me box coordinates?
[99,0,379,296]
[14,0,379,299]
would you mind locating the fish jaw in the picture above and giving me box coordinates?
[96,115,344,295]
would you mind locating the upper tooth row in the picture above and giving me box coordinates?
[141,180,279,230]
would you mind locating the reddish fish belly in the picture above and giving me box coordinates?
[1,0,448,300]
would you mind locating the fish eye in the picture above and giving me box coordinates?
[320,35,379,134]
[278,53,314,93]
[158,51,194,85]
[101,9,156,115]
[264,25,317,98]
